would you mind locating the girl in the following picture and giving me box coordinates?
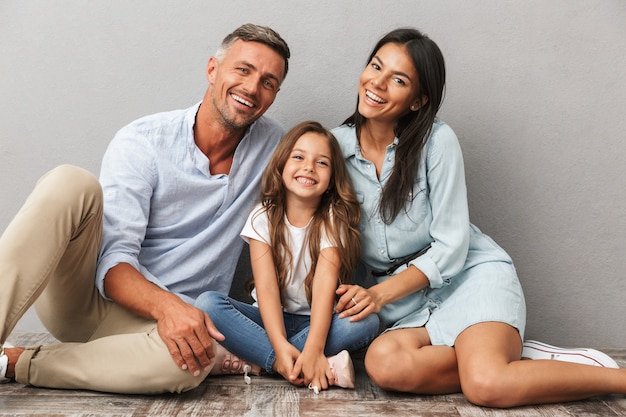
[332,27,625,408]
[196,121,379,392]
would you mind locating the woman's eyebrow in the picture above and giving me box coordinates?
[372,55,412,80]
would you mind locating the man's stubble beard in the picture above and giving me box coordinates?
[212,94,256,133]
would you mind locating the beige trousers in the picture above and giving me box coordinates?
[0,165,208,393]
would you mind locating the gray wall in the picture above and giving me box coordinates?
[2,1,625,347]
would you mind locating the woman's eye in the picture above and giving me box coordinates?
[371,63,381,71]
[393,77,406,85]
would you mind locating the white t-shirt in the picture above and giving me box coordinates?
[241,203,334,315]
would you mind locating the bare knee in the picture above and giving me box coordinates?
[364,339,430,392]
[461,369,515,408]
[364,341,395,389]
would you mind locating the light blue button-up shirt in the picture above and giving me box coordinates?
[333,121,518,335]
[333,121,511,290]
[96,103,284,303]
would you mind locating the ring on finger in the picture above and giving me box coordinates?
[351,297,358,306]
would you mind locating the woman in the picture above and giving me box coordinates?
[332,27,625,408]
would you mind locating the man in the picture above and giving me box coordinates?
[0,23,290,394]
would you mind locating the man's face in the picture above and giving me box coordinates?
[207,40,285,130]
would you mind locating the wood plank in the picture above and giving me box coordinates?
[2,332,626,417]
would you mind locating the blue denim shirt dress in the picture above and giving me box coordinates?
[332,121,526,346]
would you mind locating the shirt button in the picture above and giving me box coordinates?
[379,249,385,255]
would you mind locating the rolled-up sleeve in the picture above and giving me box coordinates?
[96,129,156,299]
[410,123,470,288]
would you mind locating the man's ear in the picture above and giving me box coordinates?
[206,56,219,83]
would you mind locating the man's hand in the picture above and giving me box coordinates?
[156,296,225,376]
[104,263,224,376]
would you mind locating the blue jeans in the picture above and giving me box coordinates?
[195,291,380,373]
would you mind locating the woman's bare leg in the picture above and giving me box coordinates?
[455,322,626,408]
[364,327,461,394]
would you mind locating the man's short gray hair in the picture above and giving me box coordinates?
[215,23,291,80]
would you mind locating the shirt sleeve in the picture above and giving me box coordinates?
[319,208,338,251]
[411,123,470,288]
[95,126,157,299]
[241,204,271,245]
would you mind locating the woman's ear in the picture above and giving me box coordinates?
[410,96,429,111]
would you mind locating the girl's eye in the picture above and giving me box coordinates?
[317,160,330,167]
[371,63,381,71]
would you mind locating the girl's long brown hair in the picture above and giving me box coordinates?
[253,121,361,305]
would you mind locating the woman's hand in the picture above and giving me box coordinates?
[293,349,334,392]
[335,284,381,321]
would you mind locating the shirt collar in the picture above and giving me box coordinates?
[344,127,400,159]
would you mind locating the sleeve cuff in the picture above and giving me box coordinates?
[95,254,141,300]
[411,256,444,288]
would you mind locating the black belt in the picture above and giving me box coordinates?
[371,245,431,277]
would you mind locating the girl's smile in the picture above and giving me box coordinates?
[282,132,332,204]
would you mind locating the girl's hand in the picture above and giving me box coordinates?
[335,284,380,321]
[293,349,333,392]
[274,345,304,386]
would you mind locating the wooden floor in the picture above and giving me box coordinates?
[1,332,625,416]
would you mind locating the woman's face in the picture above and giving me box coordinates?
[358,42,423,124]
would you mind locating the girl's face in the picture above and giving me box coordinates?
[282,132,332,205]
[358,42,423,124]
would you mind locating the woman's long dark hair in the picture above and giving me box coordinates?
[343,28,446,223]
